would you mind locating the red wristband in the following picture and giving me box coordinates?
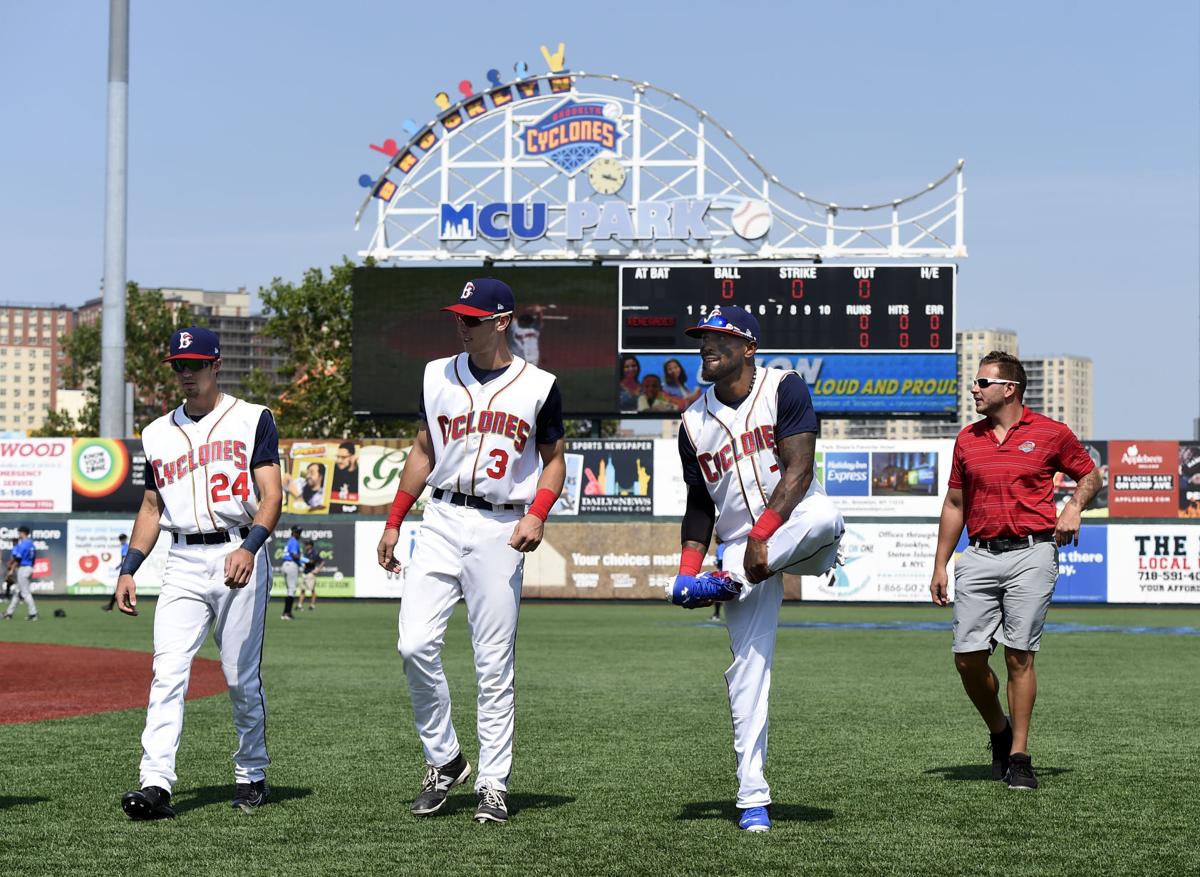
[385,489,418,530]
[679,546,705,576]
[749,509,784,542]
[527,488,558,522]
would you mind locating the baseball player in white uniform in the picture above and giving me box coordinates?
[377,278,566,825]
[668,305,844,833]
[115,326,283,820]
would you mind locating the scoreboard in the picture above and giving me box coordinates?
[619,264,955,353]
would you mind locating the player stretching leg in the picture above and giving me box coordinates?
[377,279,565,824]
[667,306,844,833]
[116,327,283,820]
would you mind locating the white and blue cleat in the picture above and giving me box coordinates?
[665,571,743,610]
[738,805,771,833]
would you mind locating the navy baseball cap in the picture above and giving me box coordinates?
[684,305,759,344]
[164,326,221,361]
[442,278,515,318]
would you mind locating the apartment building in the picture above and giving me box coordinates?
[0,304,75,432]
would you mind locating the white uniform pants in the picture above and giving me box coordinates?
[719,491,844,808]
[398,499,524,792]
[281,561,299,596]
[139,538,272,792]
[5,567,36,618]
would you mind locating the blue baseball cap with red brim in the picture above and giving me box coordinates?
[164,326,221,361]
[684,305,759,344]
[442,278,516,318]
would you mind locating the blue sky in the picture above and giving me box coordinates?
[1,1,1196,437]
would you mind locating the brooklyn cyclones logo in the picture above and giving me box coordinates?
[178,331,193,348]
[151,440,249,487]
[437,410,533,453]
[518,99,625,174]
[461,282,475,300]
[697,426,778,483]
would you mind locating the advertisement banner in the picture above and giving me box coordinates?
[566,439,655,514]
[1107,525,1200,603]
[0,438,71,511]
[353,520,420,598]
[1054,440,1108,518]
[2,520,68,594]
[1052,526,1108,603]
[66,519,172,596]
[354,440,426,514]
[652,438,688,517]
[815,440,954,516]
[1179,443,1200,519]
[71,438,148,512]
[618,354,957,416]
[550,452,585,516]
[1108,440,1179,518]
[800,523,942,602]
[523,520,717,599]
[269,522,356,598]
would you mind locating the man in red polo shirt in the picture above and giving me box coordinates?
[930,351,1100,790]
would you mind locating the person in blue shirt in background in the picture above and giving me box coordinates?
[281,527,302,621]
[3,526,38,621]
[104,534,130,612]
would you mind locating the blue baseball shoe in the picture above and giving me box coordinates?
[738,805,771,833]
[666,571,742,609]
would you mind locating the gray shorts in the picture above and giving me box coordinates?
[952,542,1058,653]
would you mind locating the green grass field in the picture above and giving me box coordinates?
[2,599,1198,876]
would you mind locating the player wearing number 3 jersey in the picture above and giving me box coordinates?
[116,326,283,820]
[377,278,566,825]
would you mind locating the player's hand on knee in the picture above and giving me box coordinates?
[508,515,544,553]
[224,548,254,588]
[929,569,949,606]
[744,538,771,583]
[377,528,403,573]
[115,574,139,616]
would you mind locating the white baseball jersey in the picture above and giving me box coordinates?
[680,366,828,543]
[509,325,541,366]
[143,395,271,534]
[423,354,556,505]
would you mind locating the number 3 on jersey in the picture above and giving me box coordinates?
[211,471,251,502]
[485,449,509,479]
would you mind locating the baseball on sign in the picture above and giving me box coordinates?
[731,200,772,240]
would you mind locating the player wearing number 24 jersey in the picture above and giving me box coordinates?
[377,278,566,825]
[116,326,283,821]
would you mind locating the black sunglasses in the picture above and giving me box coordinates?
[170,360,214,373]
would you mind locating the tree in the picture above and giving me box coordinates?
[249,257,415,439]
[29,408,80,437]
[57,282,193,435]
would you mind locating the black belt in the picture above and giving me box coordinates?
[969,531,1055,553]
[173,526,251,546]
[432,488,519,512]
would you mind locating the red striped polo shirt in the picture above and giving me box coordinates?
[948,407,1095,540]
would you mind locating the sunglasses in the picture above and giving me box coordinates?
[692,311,755,341]
[454,312,505,328]
[972,377,1020,388]
[170,360,214,373]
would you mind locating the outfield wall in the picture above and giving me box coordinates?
[2,437,1198,603]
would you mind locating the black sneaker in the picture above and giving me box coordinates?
[231,779,269,812]
[122,785,176,820]
[410,753,471,816]
[1007,753,1039,790]
[474,785,509,824]
[989,718,1013,781]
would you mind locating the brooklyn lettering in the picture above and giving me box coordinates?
[698,425,776,483]
[152,440,249,487]
[437,410,532,452]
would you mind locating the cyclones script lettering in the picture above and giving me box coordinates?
[151,440,249,487]
[698,425,777,483]
[437,410,532,452]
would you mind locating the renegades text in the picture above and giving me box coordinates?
[152,440,249,487]
[698,425,777,483]
[437,410,532,452]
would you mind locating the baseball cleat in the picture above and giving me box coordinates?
[231,779,269,812]
[122,786,176,820]
[1006,753,1039,790]
[989,717,1013,781]
[666,571,742,610]
[410,753,471,816]
[474,785,509,824]
[738,805,771,832]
